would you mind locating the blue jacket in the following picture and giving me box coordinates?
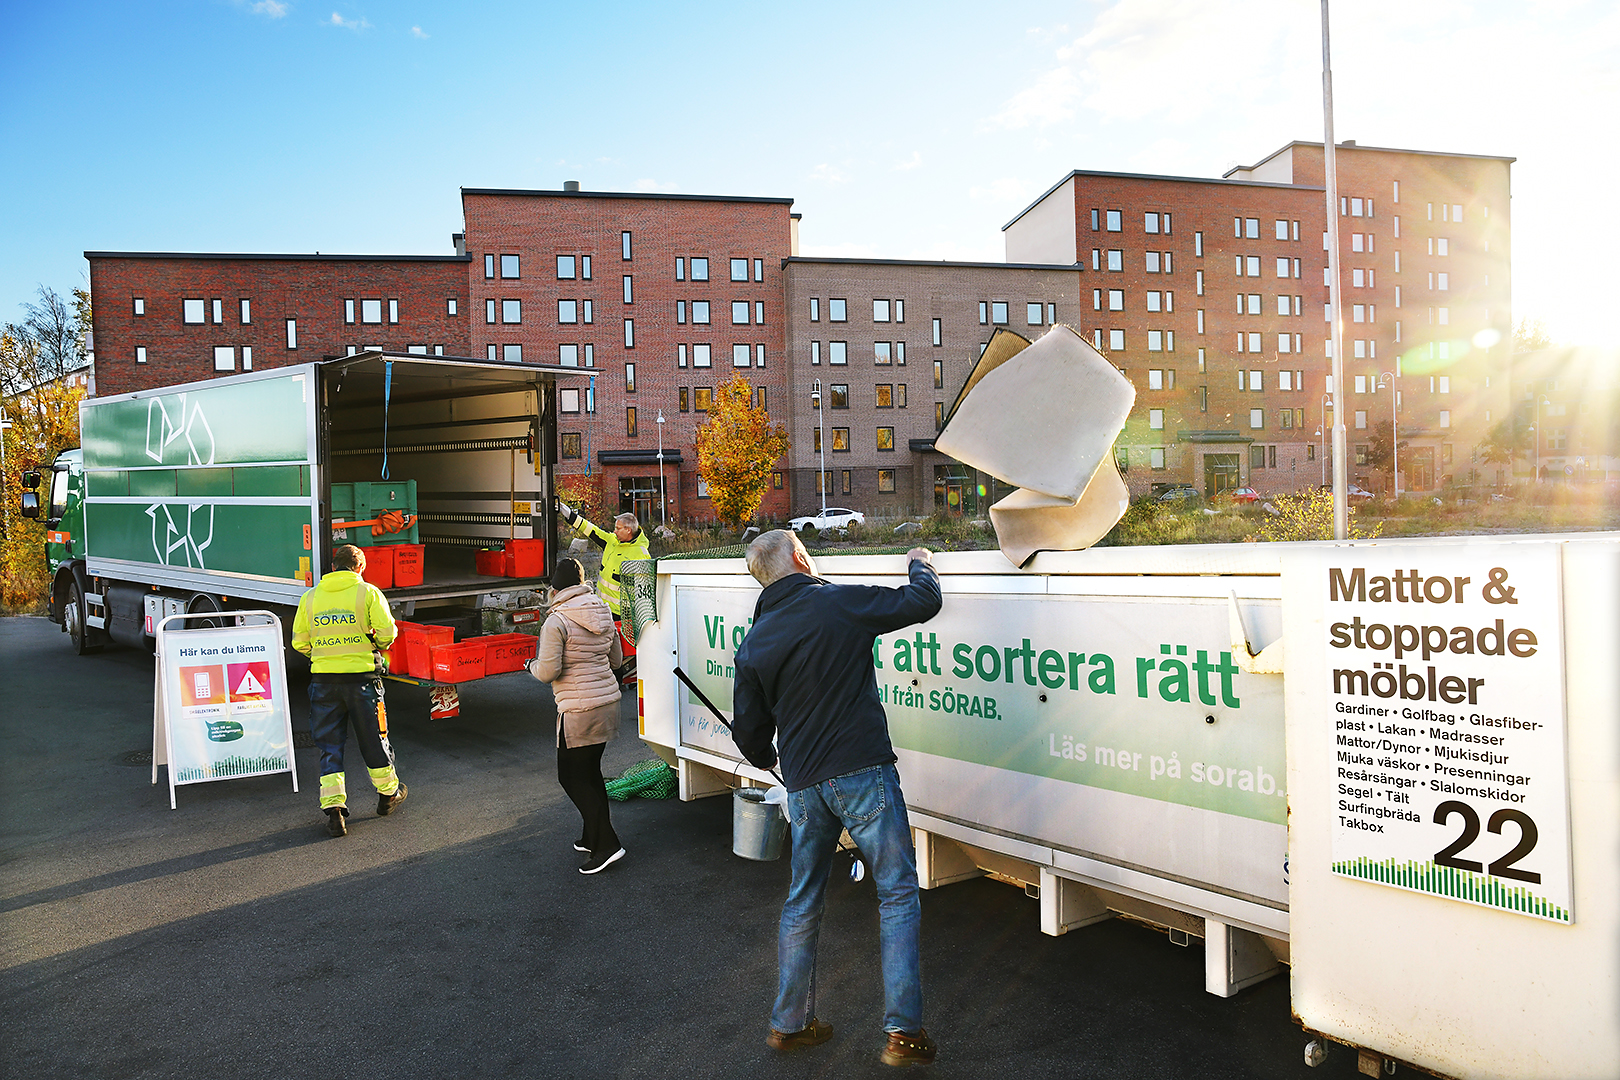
[732,560,942,791]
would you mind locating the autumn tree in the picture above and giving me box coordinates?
[1,353,84,609]
[1249,487,1380,543]
[694,374,790,529]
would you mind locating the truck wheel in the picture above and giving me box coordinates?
[65,582,101,655]
[186,593,225,629]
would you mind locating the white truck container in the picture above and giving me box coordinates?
[630,535,1620,1079]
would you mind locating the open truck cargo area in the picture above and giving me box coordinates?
[30,352,577,709]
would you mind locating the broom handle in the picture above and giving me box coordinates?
[673,666,785,788]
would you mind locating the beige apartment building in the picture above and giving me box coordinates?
[781,258,1083,518]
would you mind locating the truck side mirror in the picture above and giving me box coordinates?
[20,491,40,519]
[21,471,40,490]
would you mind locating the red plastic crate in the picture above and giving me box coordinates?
[359,545,394,589]
[431,640,487,682]
[475,549,505,576]
[391,544,425,587]
[482,633,538,674]
[385,621,422,674]
[505,538,545,578]
[403,623,455,678]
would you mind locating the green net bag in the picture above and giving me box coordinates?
[605,758,678,801]
[618,558,658,647]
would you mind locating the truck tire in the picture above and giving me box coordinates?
[65,581,101,655]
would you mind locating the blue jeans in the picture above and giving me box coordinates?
[771,762,922,1035]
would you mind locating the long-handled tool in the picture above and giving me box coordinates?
[673,665,784,787]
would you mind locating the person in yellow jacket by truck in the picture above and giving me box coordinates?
[558,502,650,685]
[292,544,408,838]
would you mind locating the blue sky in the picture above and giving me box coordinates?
[3,0,1616,345]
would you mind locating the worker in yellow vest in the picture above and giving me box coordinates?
[292,544,407,838]
[557,503,651,621]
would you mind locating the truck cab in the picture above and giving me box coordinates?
[21,449,97,648]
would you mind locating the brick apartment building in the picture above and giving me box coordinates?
[85,253,471,397]
[1005,141,1514,497]
[459,186,796,524]
[781,258,1083,517]
[84,138,1514,522]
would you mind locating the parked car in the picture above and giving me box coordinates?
[1317,483,1377,505]
[788,507,866,532]
[1217,486,1262,505]
[1154,485,1202,507]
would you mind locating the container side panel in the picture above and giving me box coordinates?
[85,502,310,583]
[83,373,312,468]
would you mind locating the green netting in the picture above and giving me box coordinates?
[658,544,916,561]
[619,558,658,645]
[605,758,678,801]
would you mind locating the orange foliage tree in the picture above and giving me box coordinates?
[556,470,608,528]
[2,367,84,609]
[694,374,790,529]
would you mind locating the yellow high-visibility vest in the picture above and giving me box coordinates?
[292,570,397,674]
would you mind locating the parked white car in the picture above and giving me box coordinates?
[788,507,866,532]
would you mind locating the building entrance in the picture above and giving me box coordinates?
[1204,454,1241,497]
[618,476,660,524]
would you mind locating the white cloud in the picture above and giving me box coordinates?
[810,163,849,185]
[893,151,922,172]
[250,0,288,17]
[969,177,1034,205]
[410,25,428,39]
[987,66,1080,130]
[329,11,369,30]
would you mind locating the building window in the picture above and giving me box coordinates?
[485,299,497,324]
[285,319,297,349]
[212,346,234,372]
[344,298,356,324]
[1106,209,1121,232]
[991,301,1008,324]
[677,300,687,325]
[1440,410,1452,429]
[732,300,749,325]
[756,344,766,369]
[874,299,891,323]
[561,433,582,458]
[698,477,710,498]
[693,344,712,368]
[877,427,895,451]
[1108,329,1125,351]
[582,256,592,279]
[503,344,522,363]
[829,341,847,366]
[1026,302,1044,325]
[623,363,636,393]
[623,275,634,304]
[830,298,847,322]
[622,232,633,261]
[829,384,849,409]
[555,255,574,280]
[773,471,784,490]
[502,299,522,324]
[1148,408,1163,430]
[583,300,593,324]
[730,258,748,282]
[487,344,497,361]
[443,298,455,317]
[933,359,943,388]
[135,345,148,364]
[733,344,750,368]
[695,387,713,411]
[878,469,895,493]
[559,344,579,366]
[560,389,581,413]
[499,254,520,279]
[876,384,893,408]
[485,254,495,279]
[676,257,685,281]
[932,318,941,346]
[133,296,146,316]
[624,319,634,347]
[810,341,820,365]
[874,342,892,365]
[626,407,638,436]
[831,427,850,452]
[183,298,204,324]
[810,298,820,321]
[692,301,710,325]
[1108,290,1124,312]
[691,257,708,281]
[1250,408,1264,430]
[755,301,765,324]
[754,258,764,282]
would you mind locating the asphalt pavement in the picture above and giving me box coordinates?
[0,615,1364,1079]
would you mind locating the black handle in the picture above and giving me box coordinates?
[673,665,784,787]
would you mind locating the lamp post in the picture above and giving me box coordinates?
[654,409,667,529]
[1377,371,1398,497]
[1533,394,1550,482]
[811,379,827,518]
[1320,393,1333,487]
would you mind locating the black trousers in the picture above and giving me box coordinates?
[557,736,619,854]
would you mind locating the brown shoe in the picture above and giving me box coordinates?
[377,782,407,816]
[881,1029,936,1067]
[766,1018,833,1051]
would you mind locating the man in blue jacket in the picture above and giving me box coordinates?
[732,529,942,1068]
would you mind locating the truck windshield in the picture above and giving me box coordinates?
[48,468,69,520]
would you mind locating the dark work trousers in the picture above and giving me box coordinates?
[309,678,398,809]
[557,731,619,854]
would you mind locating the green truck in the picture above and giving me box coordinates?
[22,352,573,667]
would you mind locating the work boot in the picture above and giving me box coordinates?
[325,807,348,838]
[766,1018,833,1051]
[377,782,408,816]
[880,1030,936,1067]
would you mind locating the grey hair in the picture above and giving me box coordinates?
[746,529,812,586]
[615,512,640,531]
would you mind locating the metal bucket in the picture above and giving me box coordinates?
[733,787,788,861]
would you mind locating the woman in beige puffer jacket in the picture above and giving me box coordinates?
[526,557,625,873]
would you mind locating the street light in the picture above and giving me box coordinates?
[1377,371,1398,497]
[1533,394,1551,482]
[1315,427,1325,486]
[811,379,827,517]
[654,409,667,529]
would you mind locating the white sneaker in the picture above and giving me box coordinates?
[579,847,625,874]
